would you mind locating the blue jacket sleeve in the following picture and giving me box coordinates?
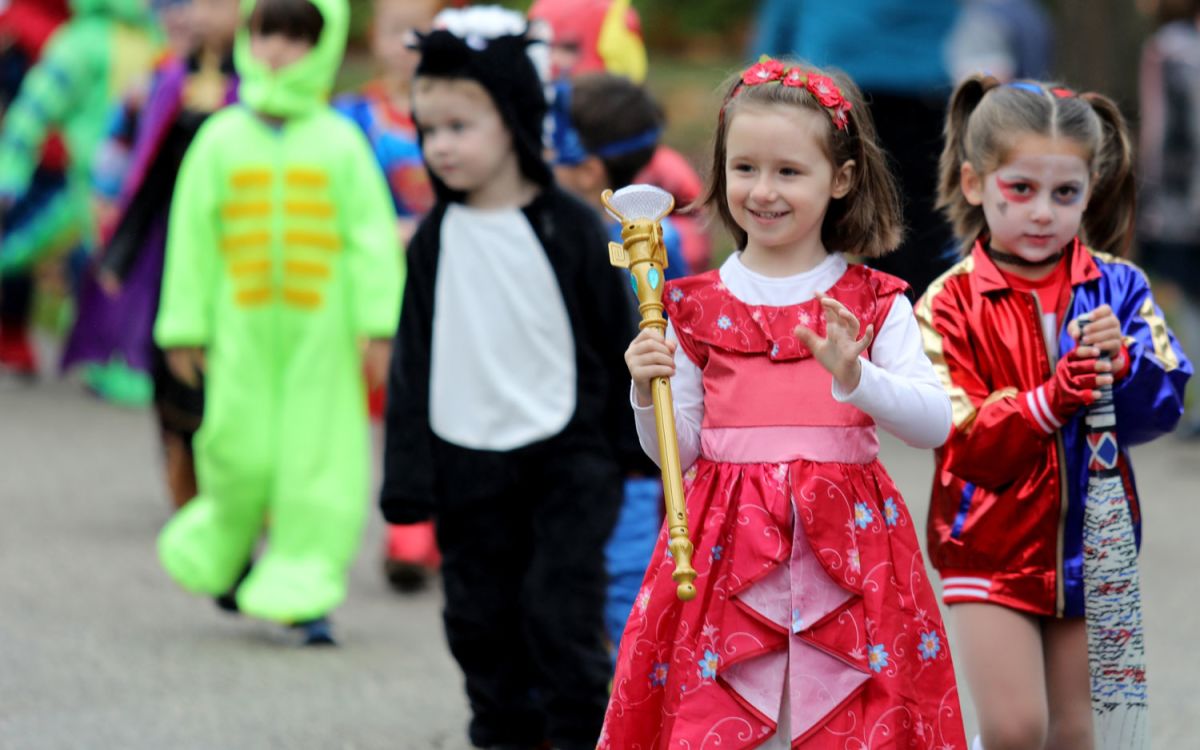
[1111,267,1192,446]
[661,217,690,280]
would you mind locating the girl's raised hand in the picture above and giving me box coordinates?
[627,328,677,406]
[794,293,874,393]
[1068,304,1126,372]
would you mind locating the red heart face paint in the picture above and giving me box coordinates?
[975,133,1092,272]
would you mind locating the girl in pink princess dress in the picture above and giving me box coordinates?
[602,58,968,750]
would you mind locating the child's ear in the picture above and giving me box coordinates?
[581,156,609,192]
[960,161,984,206]
[831,159,855,199]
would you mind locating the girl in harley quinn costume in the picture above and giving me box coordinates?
[917,75,1191,750]
[602,57,967,750]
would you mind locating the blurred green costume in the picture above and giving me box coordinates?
[153,0,403,623]
[0,0,158,270]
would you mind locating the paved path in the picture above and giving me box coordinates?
[1,370,1196,748]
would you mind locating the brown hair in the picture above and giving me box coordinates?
[569,73,663,189]
[1151,0,1200,25]
[248,0,324,45]
[937,74,1137,255]
[693,61,903,257]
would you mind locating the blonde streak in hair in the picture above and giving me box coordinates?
[1080,92,1137,255]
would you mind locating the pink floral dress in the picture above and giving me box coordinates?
[600,266,966,749]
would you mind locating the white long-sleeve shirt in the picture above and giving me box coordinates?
[633,252,952,469]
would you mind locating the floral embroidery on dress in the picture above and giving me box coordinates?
[867,643,890,673]
[883,496,899,527]
[854,502,875,529]
[669,287,684,303]
[650,661,670,687]
[848,546,862,573]
[636,586,652,615]
[710,545,723,562]
[717,315,733,331]
[698,649,720,680]
[918,630,942,661]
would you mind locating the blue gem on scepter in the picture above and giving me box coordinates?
[630,273,638,294]
[648,267,661,290]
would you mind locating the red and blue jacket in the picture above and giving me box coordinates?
[916,238,1190,617]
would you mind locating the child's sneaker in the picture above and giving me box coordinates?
[383,521,441,593]
[290,616,336,647]
[212,561,253,615]
[82,359,153,407]
[0,324,37,379]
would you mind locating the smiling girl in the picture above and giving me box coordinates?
[918,75,1192,749]
[602,58,967,750]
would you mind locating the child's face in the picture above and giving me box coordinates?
[548,36,582,79]
[414,78,516,197]
[371,0,435,82]
[249,31,313,72]
[156,0,197,56]
[553,157,606,209]
[193,0,241,50]
[724,104,853,255]
[962,133,1092,263]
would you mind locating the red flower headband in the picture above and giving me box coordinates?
[726,56,853,131]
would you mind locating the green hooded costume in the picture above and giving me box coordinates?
[153,0,403,623]
[0,0,158,270]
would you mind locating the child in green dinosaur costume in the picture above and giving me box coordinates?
[0,0,159,272]
[153,0,402,644]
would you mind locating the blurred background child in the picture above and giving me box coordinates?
[380,8,637,747]
[529,0,712,271]
[154,0,401,646]
[1137,0,1200,437]
[334,0,439,593]
[0,0,71,379]
[0,0,159,278]
[548,70,689,655]
[61,0,240,506]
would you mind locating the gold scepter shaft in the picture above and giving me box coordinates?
[601,187,697,601]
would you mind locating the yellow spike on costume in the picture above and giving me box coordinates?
[283,288,322,309]
[220,231,271,253]
[597,0,647,84]
[285,259,331,278]
[231,170,272,189]
[284,230,341,251]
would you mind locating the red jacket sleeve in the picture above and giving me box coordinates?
[916,279,1051,490]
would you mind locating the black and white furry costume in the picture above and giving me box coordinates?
[379,10,640,750]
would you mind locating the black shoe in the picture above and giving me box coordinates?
[213,591,240,614]
[384,559,433,593]
[212,560,254,615]
[290,616,336,647]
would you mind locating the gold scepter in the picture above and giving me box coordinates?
[601,185,697,601]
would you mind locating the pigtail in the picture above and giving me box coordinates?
[1079,92,1137,256]
[827,71,904,258]
[936,74,1000,252]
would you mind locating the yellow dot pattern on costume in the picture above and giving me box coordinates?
[221,167,339,310]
